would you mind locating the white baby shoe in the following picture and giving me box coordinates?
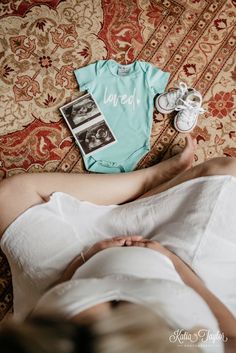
[155,82,190,114]
[174,91,205,133]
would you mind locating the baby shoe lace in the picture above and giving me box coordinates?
[175,99,205,123]
[166,82,188,107]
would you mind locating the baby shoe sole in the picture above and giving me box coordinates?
[155,93,176,114]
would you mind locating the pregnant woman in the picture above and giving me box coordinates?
[0,136,235,353]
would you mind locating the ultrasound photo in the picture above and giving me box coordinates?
[75,120,116,155]
[60,93,116,156]
[60,94,100,129]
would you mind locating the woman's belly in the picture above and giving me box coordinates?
[73,246,184,285]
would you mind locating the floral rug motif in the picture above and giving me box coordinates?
[0,0,235,320]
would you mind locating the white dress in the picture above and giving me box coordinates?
[1,174,236,353]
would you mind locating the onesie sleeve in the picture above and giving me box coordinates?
[74,61,100,91]
[146,63,170,95]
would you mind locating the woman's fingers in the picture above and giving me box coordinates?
[123,239,160,249]
[126,240,148,247]
[93,236,152,252]
[101,236,139,247]
[93,238,173,262]
[113,235,143,241]
[86,237,159,260]
[102,238,126,247]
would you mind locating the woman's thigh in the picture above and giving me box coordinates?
[139,157,236,199]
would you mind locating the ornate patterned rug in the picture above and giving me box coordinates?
[0,0,235,321]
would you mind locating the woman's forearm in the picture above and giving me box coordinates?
[171,254,236,338]
[52,254,84,287]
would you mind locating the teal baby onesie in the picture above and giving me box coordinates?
[74,60,170,173]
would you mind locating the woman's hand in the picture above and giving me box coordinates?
[84,235,144,261]
[86,237,177,264]
[123,238,175,260]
